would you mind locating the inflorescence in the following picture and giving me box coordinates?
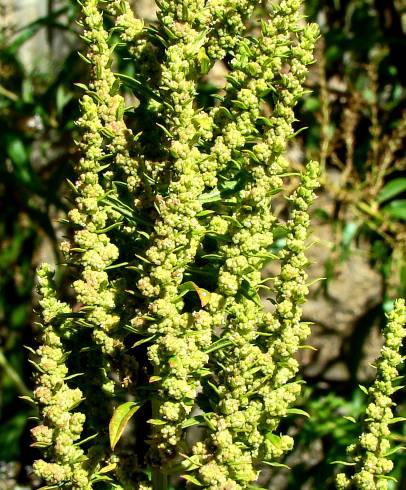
[28,1,351,488]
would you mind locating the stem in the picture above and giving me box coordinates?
[152,469,168,490]
[0,349,31,396]
[151,366,168,490]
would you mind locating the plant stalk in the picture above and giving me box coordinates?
[0,348,31,396]
[152,469,168,490]
[151,366,167,490]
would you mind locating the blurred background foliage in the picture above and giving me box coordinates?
[0,0,405,488]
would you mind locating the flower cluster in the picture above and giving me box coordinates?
[32,1,143,487]
[32,0,322,488]
[70,0,144,356]
[336,298,406,490]
[32,264,91,489]
[133,0,269,463]
[192,160,320,488]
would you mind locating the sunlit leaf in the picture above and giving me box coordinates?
[109,402,141,451]
[378,178,406,203]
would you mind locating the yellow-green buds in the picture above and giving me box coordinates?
[32,0,321,488]
[336,299,406,490]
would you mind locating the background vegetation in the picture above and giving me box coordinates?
[0,0,405,488]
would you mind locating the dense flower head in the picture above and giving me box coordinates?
[336,299,406,490]
[32,264,90,489]
[33,0,321,487]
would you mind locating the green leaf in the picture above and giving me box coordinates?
[377,178,406,203]
[198,46,211,74]
[116,73,162,102]
[298,344,318,351]
[181,475,203,486]
[287,408,310,418]
[204,338,233,353]
[330,461,356,466]
[303,96,320,112]
[341,222,358,248]
[19,395,36,405]
[179,453,202,471]
[382,199,406,222]
[262,461,290,469]
[383,446,406,457]
[181,417,202,429]
[359,384,368,395]
[199,189,221,203]
[98,463,117,474]
[240,278,262,306]
[196,210,215,217]
[109,401,141,450]
[388,417,406,424]
[177,281,211,306]
[378,475,398,482]
[148,419,167,425]
[265,433,282,445]
[7,6,69,55]
[343,416,356,423]
[132,335,156,348]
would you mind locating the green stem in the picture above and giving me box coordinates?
[0,348,31,396]
[151,366,167,490]
[152,469,168,490]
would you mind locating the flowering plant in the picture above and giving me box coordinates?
[28,1,405,489]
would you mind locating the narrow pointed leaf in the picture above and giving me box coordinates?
[109,401,141,450]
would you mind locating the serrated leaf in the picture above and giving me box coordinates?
[181,475,203,486]
[378,178,406,203]
[109,401,141,451]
